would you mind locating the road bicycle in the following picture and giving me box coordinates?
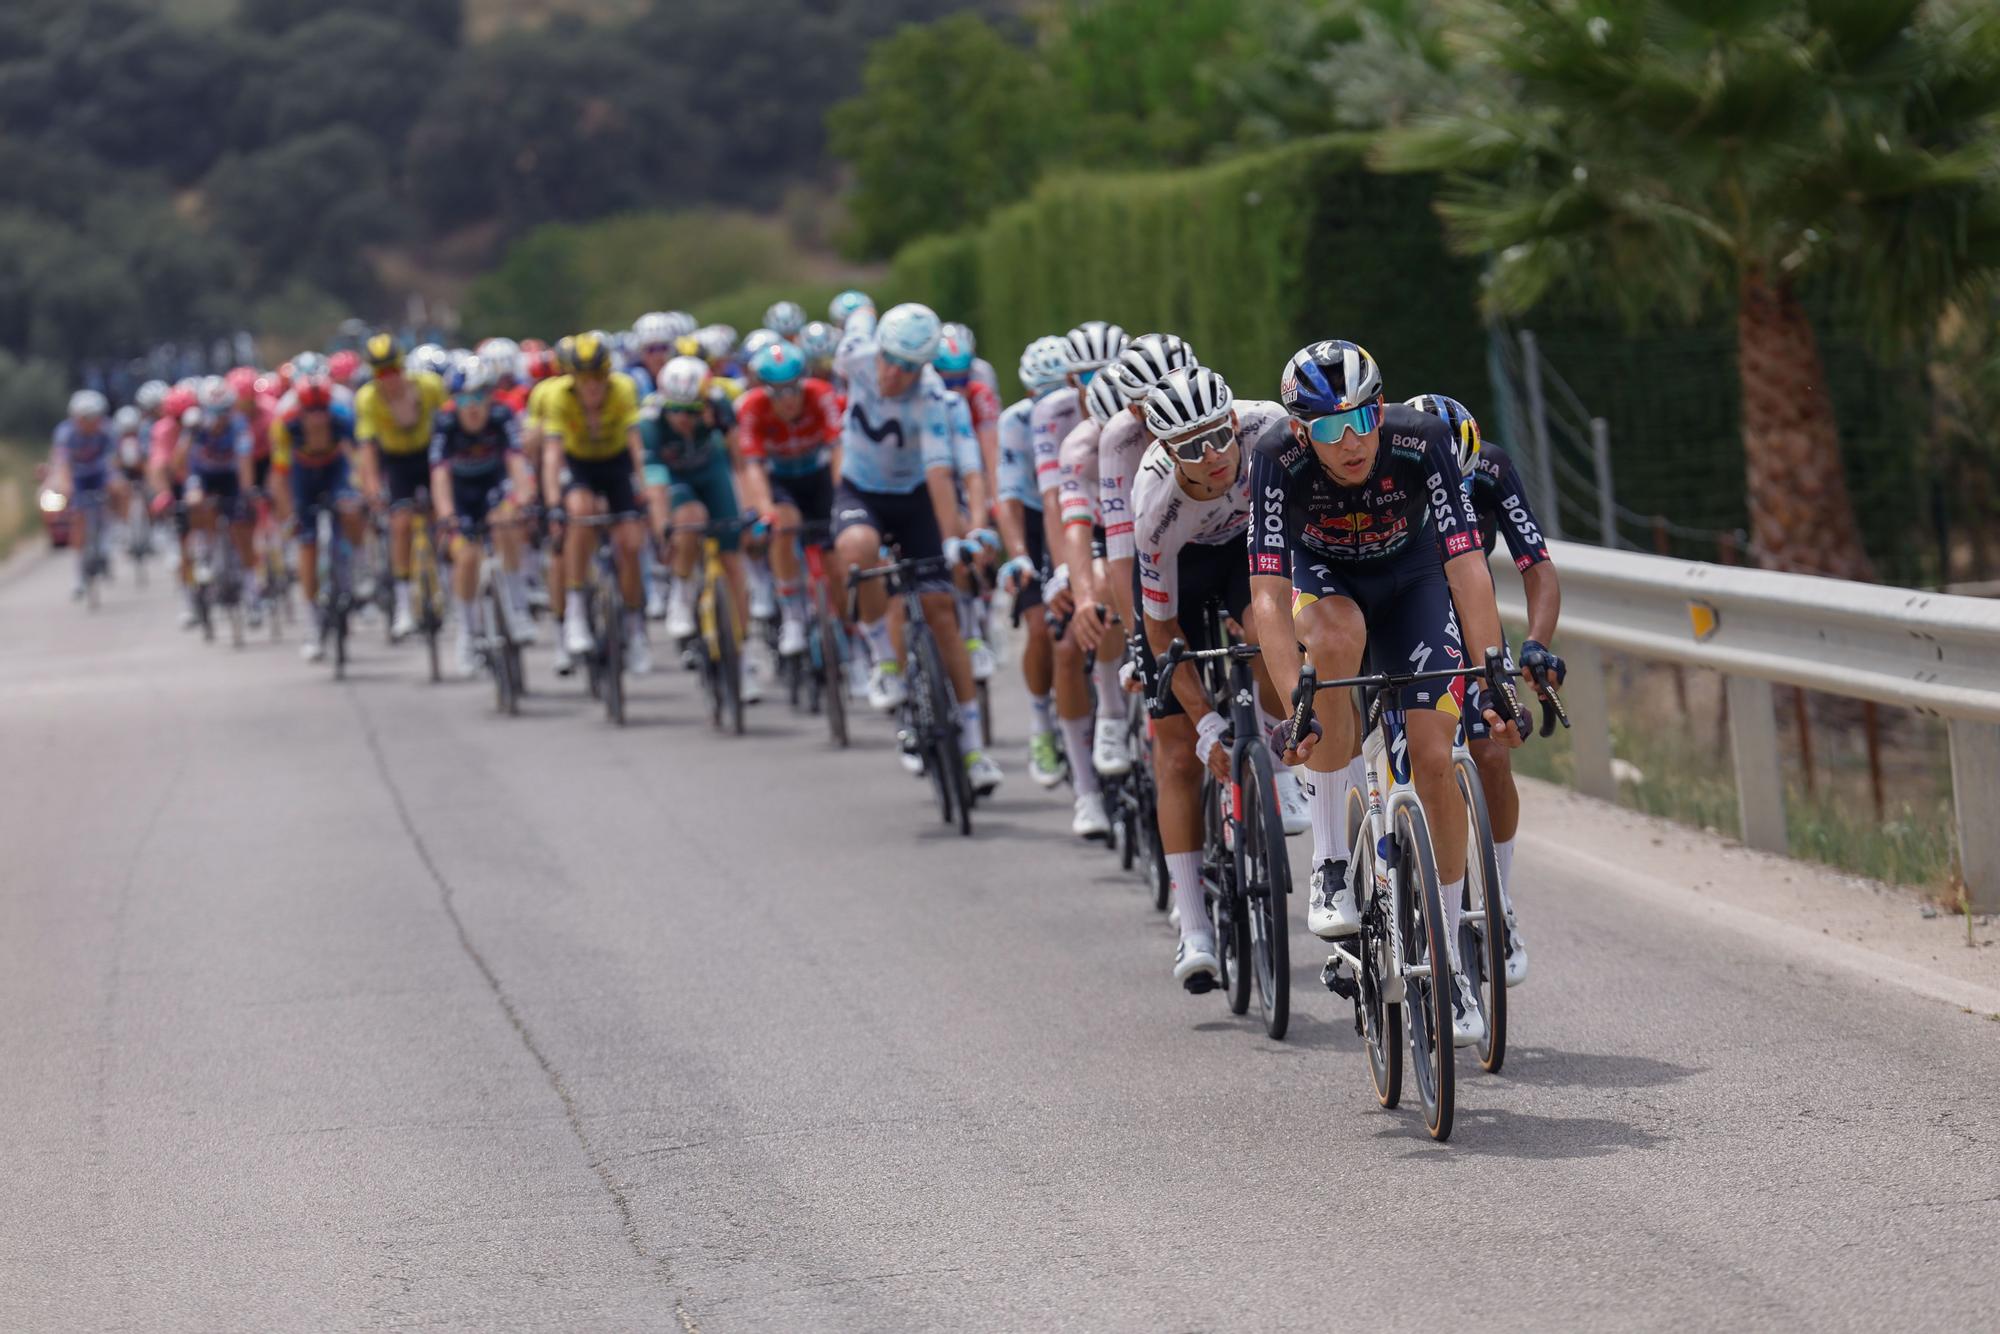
[1292,649,1524,1141]
[313,511,358,681]
[461,513,531,716]
[850,552,973,837]
[776,520,850,747]
[71,486,111,610]
[668,514,760,736]
[1107,645,1169,911]
[571,511,636,726]
[1152,625,1294,1041]
[188,491,249,649]
[395,495,447,683]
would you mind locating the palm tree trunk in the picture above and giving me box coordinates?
[1735,267,1876,580]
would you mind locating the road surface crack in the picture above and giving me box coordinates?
[351,690,700,1332]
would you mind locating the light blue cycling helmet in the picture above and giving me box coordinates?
[876,303,943,366]
[749,340,807,386]
[829,289,873,326]
[797,320,838,364]
[1017,335,1068,394]
[933,326,975,376]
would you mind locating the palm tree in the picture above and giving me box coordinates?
[1375,0,2000,578]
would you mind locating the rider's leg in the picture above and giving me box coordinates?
[1295,594,1367,867]
[612,516,646,611]
[834,522,888,657]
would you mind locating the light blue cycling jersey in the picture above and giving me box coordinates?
[51,420,116,480]
[945,392,984,480]
[833,310,957,494]
[996,397,1041,512]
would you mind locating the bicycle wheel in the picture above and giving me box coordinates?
[599,587,625,726]
[1205,780,1251,1015]
[916,629,971,834]
[715,575,743,735]
[1394,802,1454,1142]
[1457,756,1507,1074]
[977,677,993,747]
[818,614,849,747]
[1237,745,1292,1041]
[488,585,515,715]
[1352,830,1402,1109]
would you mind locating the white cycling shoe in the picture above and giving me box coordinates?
[965,750,1003,797]
[452,631,479,679]
[300,638,326,663]
[1091,716,1133,777]
[1174,933,1219,992]
[562,608,594,657]
[1451,974,1486,1049]
[1307,860,1360,939]
[552,642,575,676]
[740,659,762,703]
[967,637,996,682]
[867,662,907,712]
[1503,910,1529,988]
[626,627,653,676]
[1273,766,1310,836]
[391,604,417,641]
[777,616,807,657]
[665,594,697,640]
[1071,791,1110,840]
[1027,732,1065,788]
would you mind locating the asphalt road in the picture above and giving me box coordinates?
[4,549,1998,1332]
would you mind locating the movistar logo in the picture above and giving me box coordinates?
[851,405,905,450]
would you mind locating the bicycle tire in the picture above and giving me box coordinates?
[915,628,971,833]
[715,577,743,735]
[1457,756,1507,1074]
[819,614,849,747]
[1205,779,1250,1016]
[1237,745,1293,1041]
[599,585,625,726]
[488,585,514,715]
[977,677,992,747]
[1352,827,1402,1109]
[1394,802,1455,1143]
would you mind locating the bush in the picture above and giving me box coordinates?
[0,350,71,440]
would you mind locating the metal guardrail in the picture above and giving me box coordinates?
[1489,540,2000,909]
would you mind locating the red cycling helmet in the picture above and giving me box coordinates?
[162,387,197,419]
[226,366,259,401]
[328,350,360,385]
[294,375,334,410]
[518,337,548,356]
[526,349,559,382]
[254,373,281,400]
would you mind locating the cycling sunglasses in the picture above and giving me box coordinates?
[881,352,923,373]
[1305,401,1383,444]
[662,400,704,414]
[1166,422,1236,463]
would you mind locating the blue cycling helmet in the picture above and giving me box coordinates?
[830,290,873,326]
[797,320,838,364]
[876,303,943,366]
[1406,393,1482,477]
[749,340,807,386]
[933,327,975,376]
[1281,340,1383,418]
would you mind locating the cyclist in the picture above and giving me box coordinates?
[431,359,537,677]
[736,339,843,658]
[832,301,1002,795]
[173,376,256,592]
[938,335,1001,683]
[544,331,651,676]
[479,338,527,412]
[995,336,1067,788]
[274,374,364,661]
[49,390,122,598]
[829,290,872,329]
[626,313,681,398]
[642,354,758,702]
[147,385,201,627]
[1130,367,1298,989]
[1247,340,1523,1047]
[1407,392,1562,988]
[354,332,448,640]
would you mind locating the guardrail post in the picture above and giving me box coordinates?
[1949,720,2000,912]
[1590,417,1616,548]
[1725,675,1788,854]
[1551,642,1614,803]
[1517,330,1563,539]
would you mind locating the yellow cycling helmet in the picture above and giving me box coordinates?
[570,331,612,377]
[552,334,578,375]
[364,331,403,373]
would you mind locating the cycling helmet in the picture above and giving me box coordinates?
[453,357,498,398]
[135,380,169,413]
[1144,366,1234,439]
[632,312,675,349]
[196,375,235,414]
[518,337,547,356]
[933,327,975,376]
[526,349,561,382]
[293,351,330,381]
[162,386,198,420]
[741,329,782,359]
[1085,367,1124,426]
[764,301,806,338]
[749,340,807,387]
[226,366,259,401]
[1281,339,1382,418]
[1061,320,1128,374]
[1113,333,1198,405]
[876,302,943,366]
[113,405,143,435]
[410,343,451,378]
[476,337,522,381]
[662,311,698,341]
[1017,335,1069,394]
[254,374,282,400]
[658,355,710,406]
[294,375,334,410]
[67,389,109,420]
[829,290,872,326]
[1406,393,1482,477]
[941,322,976,356]
[363,332,402,374]
[797,320,838,364]
[695,325,736,363]
[570,331,612,377]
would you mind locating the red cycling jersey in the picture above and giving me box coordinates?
[736,378,842,473]
[954,378,1000,436]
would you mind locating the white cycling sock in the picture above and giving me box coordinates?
[1168,851,1207,939]
[861,617,894,664]
[1440,876,1465,972]
[455,595,478,636]
[1306,768,1350,866]
[1059,715,1099,796]
[1495,837,1516,911]
[958,700,983,756]
[1029,692,1053,734]
[393,579,411,613]
[502,568,528,608]
[1092,656,1123,718]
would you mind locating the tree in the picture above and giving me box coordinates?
[827,14,1057,258]
[238,12,449,151]
[241,0,463,47]
[1376,0,2000,579]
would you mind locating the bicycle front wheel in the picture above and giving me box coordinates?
[599,588,625,726]
[1236,746,1292,1041]
[715,578,743,735]
[817,614,849,747]
[1352,832,1402,1108]
[1456,755,1507,1073]
[1394,802,1454,1142]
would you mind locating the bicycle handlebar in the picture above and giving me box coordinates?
[1286,647,1530,754]
[1149,636,1261,717]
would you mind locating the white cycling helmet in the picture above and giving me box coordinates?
[658,355,710,405]
[1084,367,1124,426]
[764,301,806,338]
[1113,333,1198,405]
[632,312,677,349]
[476,338,522,384]
[195,375,235,414]
[694,325,735,363]
[876,302,943,366]
[741,328,783,359]
[409,343,451,378]
[1144,366,1234,440]
[1017,335,1069,394]
[135,379,170,413]
[291,350,330,380]
[662,311,698,340]
[797,320,838,363]
[1061,320,1127,374]
[112,405,143,435]
[941,321,976,356]
[67,389,109,420]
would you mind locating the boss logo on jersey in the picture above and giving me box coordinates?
[1501,492,1544,547]
[1261,486,1287,547]
[1426,471,1460,526]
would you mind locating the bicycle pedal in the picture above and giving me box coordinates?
[1183,972,1218,996]
[1320,958,1359,1001]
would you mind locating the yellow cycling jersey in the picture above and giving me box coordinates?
[525,376,565,434]
[707,375,745,404]
[545,372,642,462]
[354,371,446,456]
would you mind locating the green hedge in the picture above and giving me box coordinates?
[887,136,1487,404]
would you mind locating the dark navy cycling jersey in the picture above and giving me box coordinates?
[428,402,518,479]
[1466,442,1550,571]
[1246,401,1479,573]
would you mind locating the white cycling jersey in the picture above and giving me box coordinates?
[1130,399,1288,621]
[1057,417,1100,530]
[833,309,957,494]
[1096,409,1151,562]
[1028,386,1080,501]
